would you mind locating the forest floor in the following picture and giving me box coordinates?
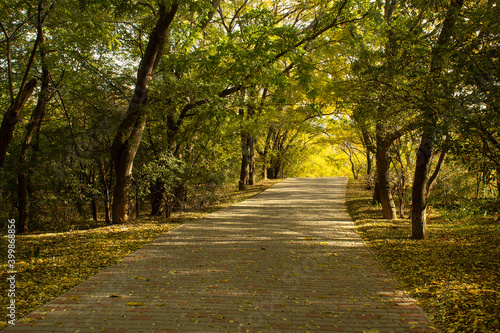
[345,179,500,333]
[0,179,280,330]
[1,177,437,332]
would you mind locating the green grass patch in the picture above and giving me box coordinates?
[346,179,500,333]
[0,179,280,330]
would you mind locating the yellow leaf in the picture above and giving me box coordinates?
[126,302,144,306]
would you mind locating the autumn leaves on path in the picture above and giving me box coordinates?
[3,177,437,333]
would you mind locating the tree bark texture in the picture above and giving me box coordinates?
[111,4,178,224]
[411,0,464,239]
[239,135,251,190]
[376,143,397,219]
[17,64,49,233]
[0,2,50,170]
[248,136,255,185]
[0,79,37,169]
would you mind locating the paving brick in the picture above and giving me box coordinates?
[1,178,438,333]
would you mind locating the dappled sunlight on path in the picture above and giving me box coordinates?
[2,177,437,333]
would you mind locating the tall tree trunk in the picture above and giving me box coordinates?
[248,136,255,185]
[0,1,50,170]
[376,143,397,219]
[111,4,178,224]
[261,125,274,180]
[411,0,464,239]
[411,135,432,239]
[0,79,37,169]
[361,128,375,190]
[99,161,112,224]
[239,135,250,190]
[16,31,50,233]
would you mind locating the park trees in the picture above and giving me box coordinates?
[410,0,465,239]
[0,1,50,170]
[445,0,500,197]
[341,0,422,219]
[1,0,498,235]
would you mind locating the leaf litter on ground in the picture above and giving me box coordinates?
[0,180,280,330]
[346,180,500,333]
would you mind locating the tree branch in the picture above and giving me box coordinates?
[0,21,14,102]
[18,1,46,101]
[425,143,447,200]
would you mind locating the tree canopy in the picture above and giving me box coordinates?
[0,0,498,239]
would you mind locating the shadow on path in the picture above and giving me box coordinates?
[2,177,437,333]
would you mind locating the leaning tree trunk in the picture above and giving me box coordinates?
[111,4,178,224]
[411,0,463,239]
[0,79,37,170]
[0,2,50,170]
[17,65,49,233]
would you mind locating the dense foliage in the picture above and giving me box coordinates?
[0,0,371,230]
[2,0,496,232]
[1,0,499,329]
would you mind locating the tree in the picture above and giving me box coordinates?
[0,1,52,169]
[411,0,464,239]
[110,2,180,224]
[342,0,420,219]
[445,0,500,198]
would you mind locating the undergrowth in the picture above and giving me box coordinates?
[346,179,500,333]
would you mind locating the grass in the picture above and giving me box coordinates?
[0,179,280,330]
[345,179,500,333]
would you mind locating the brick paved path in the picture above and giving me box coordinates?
[3,177,437,333]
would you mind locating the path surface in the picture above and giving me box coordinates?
[4,177,437,333]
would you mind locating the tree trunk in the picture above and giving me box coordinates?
[0,2,49,170]
[239,135,250,190]
[111,4,178,224]
[248,136,255,185]
[99,160,112,224]
[16,56,50,233]
[0,79,37,169]
[376,143,397,219]
[366,150,373,189]
[112,116,145,223]
[135,184,140,218]
[411,0,463,239]
[411,135,432,238]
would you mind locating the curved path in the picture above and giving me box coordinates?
[4,177,437,333]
